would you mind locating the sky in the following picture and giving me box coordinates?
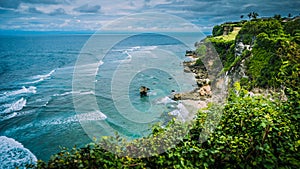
[0,0,299,32]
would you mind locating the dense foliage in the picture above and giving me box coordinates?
[237,19,284,44]
[33,83,299,168]
[32,17,300,169]
[212,25,223,37]
[205,37,235,70]
[208,18,300,89]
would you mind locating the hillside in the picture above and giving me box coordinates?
[32,17,300,169]
[205,17,300,90]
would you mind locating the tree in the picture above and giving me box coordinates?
[212,25,223,36]
[252,12,259,19]
[247,12,252,20]
[274,14,281,20]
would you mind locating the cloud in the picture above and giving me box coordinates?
[27,7,43,14]
[0,0,71,9]
[1,0,300,31]
[74,4,101,13]
[49,8,66,15]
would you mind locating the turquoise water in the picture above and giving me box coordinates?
[0,32,200,164]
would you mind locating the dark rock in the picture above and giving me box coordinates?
[185,50,196,56]
[140,86,150,97]
[173,93,182,101]
[196,79,210,87]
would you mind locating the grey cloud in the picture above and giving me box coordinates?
[25,0,70,4]
[1,0,300,31]
[74,4,101,13]
[0,0,71,9]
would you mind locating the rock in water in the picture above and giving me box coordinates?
[173,93,182,101]
[140,86,150,97]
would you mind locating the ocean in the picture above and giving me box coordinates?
[0,32,204,167]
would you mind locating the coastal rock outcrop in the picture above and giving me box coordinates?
[185,50,197,58]
[199,85,211,96]
[173,93,182,101]
[174,55,212,101]
[140,86,150,97]
[196,78,210,87]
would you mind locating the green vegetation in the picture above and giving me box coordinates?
[32,84,299,168]
[195,45,206,57]
[247,12,259,20]
[237,19,284,44]
[284,19,300,36]
[208,17,300,89]
[212,25,223,37]
[214,27,241,41]
[31,16,300,169]
[206,35,235,71]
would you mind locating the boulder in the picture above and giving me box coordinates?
[173,93,182,101]
[194,69,208,79]
[196,79,210,87]
[140,86,150,97]
[185,50,196,56]
[199,85,212,97]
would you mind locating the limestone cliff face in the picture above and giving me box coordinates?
[235,41,252,56]
[225,58,248,87]
[226,41,253,86]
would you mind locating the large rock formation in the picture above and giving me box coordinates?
[140,86,150,97]
[173,56,212,101]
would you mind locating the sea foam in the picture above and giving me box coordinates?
[4,86,36,97]
[75,110,107,121]
[25,69,56,84]
[1,98,26,114]
[33,69,55,79]
[156,96,176,104]
[0,136,37,169]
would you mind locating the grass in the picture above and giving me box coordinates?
[214,27,241,41]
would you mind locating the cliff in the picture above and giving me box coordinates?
[197,17,300,92]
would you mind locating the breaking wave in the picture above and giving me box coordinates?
[25,69,56,84]
[1,98,26,115]
[0,136,37,169]
[3,86,36,97]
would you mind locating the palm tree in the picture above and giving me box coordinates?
[252,12,259,19]
[247,12,252,20]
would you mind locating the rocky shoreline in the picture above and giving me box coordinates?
[171,52,213,111]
